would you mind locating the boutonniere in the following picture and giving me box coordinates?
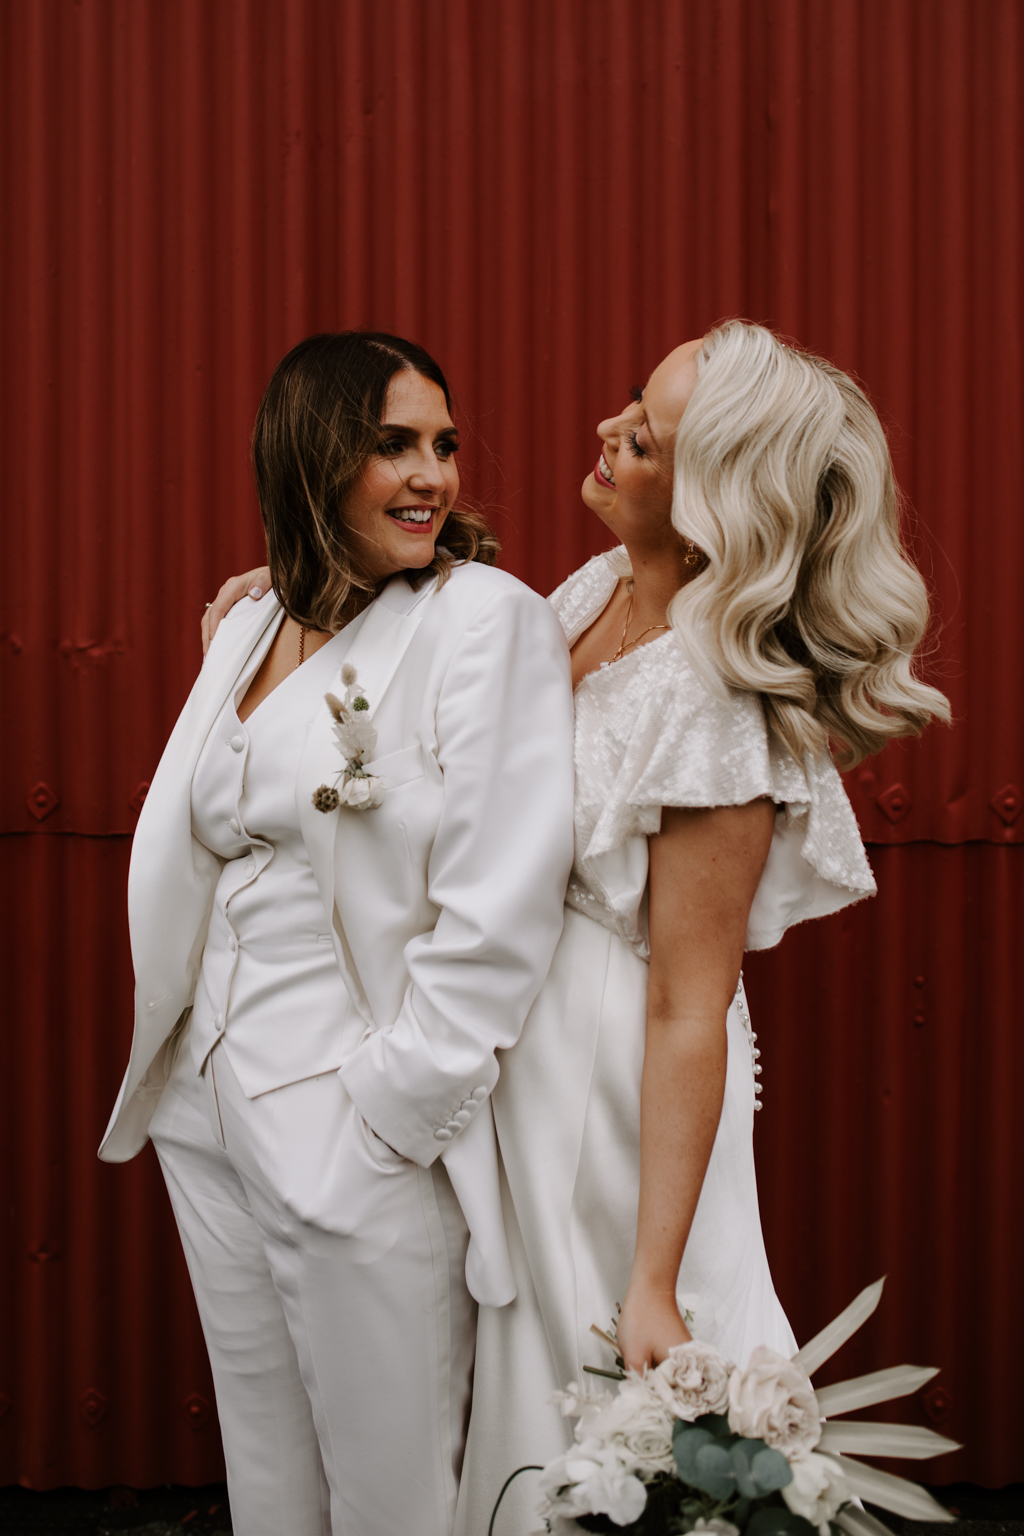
[311,664,385,812]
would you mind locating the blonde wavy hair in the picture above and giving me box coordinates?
[669,320,950,768]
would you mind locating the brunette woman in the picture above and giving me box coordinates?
[100,332,575,1536]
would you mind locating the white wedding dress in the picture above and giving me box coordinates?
[454,551,876,1536]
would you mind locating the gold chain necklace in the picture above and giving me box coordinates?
[297,625,308,669]
[610,588,670,663]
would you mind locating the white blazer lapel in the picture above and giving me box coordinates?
[295,577,433,1020]
[337,573,434,715]
[129,594,284,974]
[108,595,284,1141]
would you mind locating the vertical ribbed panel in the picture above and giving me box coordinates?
[1,0,1020,1489]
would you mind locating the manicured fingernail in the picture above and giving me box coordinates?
[249,585,263,599]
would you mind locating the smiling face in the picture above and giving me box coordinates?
[583,339,703,547]
[343,368,460,583]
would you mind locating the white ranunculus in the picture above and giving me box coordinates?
[727,1347,821,1457]
[538,1439,648,1528]
[781,1452,848,1531]
[551,1382,612,1420]
[575,1376,675,1476]
[338,774,383,809]
[688,1519,740,1536]
[650,1341,733,1421]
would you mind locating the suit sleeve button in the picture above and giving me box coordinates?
[453,1108,472,1127]
[433,1127,454,1142]
[472,1086,488,1103]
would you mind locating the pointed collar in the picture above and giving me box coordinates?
[331,571,438,716]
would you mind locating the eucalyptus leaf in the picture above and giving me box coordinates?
[730,1440,762,1500]
[673,1424,716,1479]
[691,1442,737,1500]
[751,1445,794,1493]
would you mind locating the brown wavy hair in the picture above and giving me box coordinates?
[251,331,499,633]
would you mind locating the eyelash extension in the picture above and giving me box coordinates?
[626,429,647,458]
[629,384,644,403]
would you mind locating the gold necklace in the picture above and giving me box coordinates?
[297,625,307,668]
[610,588,670,663]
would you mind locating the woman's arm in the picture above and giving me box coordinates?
[616,798,776,1373]
[202,566,271,654]
[338,585,577,1165]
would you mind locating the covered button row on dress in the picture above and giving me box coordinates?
[432,1085,489,1141]
[734,977,764,1111]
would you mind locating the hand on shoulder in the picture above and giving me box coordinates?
[202,566,272,655]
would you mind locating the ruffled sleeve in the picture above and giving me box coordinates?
[572,635,876,952]
[548,550,622,645]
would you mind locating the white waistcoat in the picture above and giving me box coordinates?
[190,617,363,1095]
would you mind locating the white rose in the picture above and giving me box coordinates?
[576,1377,675,1475]
[539,1439,649,1528]
[727,1347,821,1457]
[650,1341,733,1421]
[689,1520,740,1536]
[782,1452,848,1531]
[339,775,383,809]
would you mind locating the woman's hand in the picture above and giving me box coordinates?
[622,799,776,1374]
[617,1280,693,1373]
[202,566,272,655]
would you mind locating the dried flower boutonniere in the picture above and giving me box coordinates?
[311,664,385,812]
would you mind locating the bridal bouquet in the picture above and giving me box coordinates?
[496,1280,957,1536]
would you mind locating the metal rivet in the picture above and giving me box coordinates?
[990,784,1022,826]
[877,783,912,824]
[922,1385,954,1423]
[182,1392,214,1430]
[80,1388,109,1428]
[26,782,59,821]
[29,1240,63,1263]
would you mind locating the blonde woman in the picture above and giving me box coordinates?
[209,322,948,1535]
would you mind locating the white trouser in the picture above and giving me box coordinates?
[149,1033,475,1536]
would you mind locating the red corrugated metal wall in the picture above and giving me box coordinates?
[1,0,1020,1492]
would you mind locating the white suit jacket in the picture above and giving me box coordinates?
[99,560,576,1304]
